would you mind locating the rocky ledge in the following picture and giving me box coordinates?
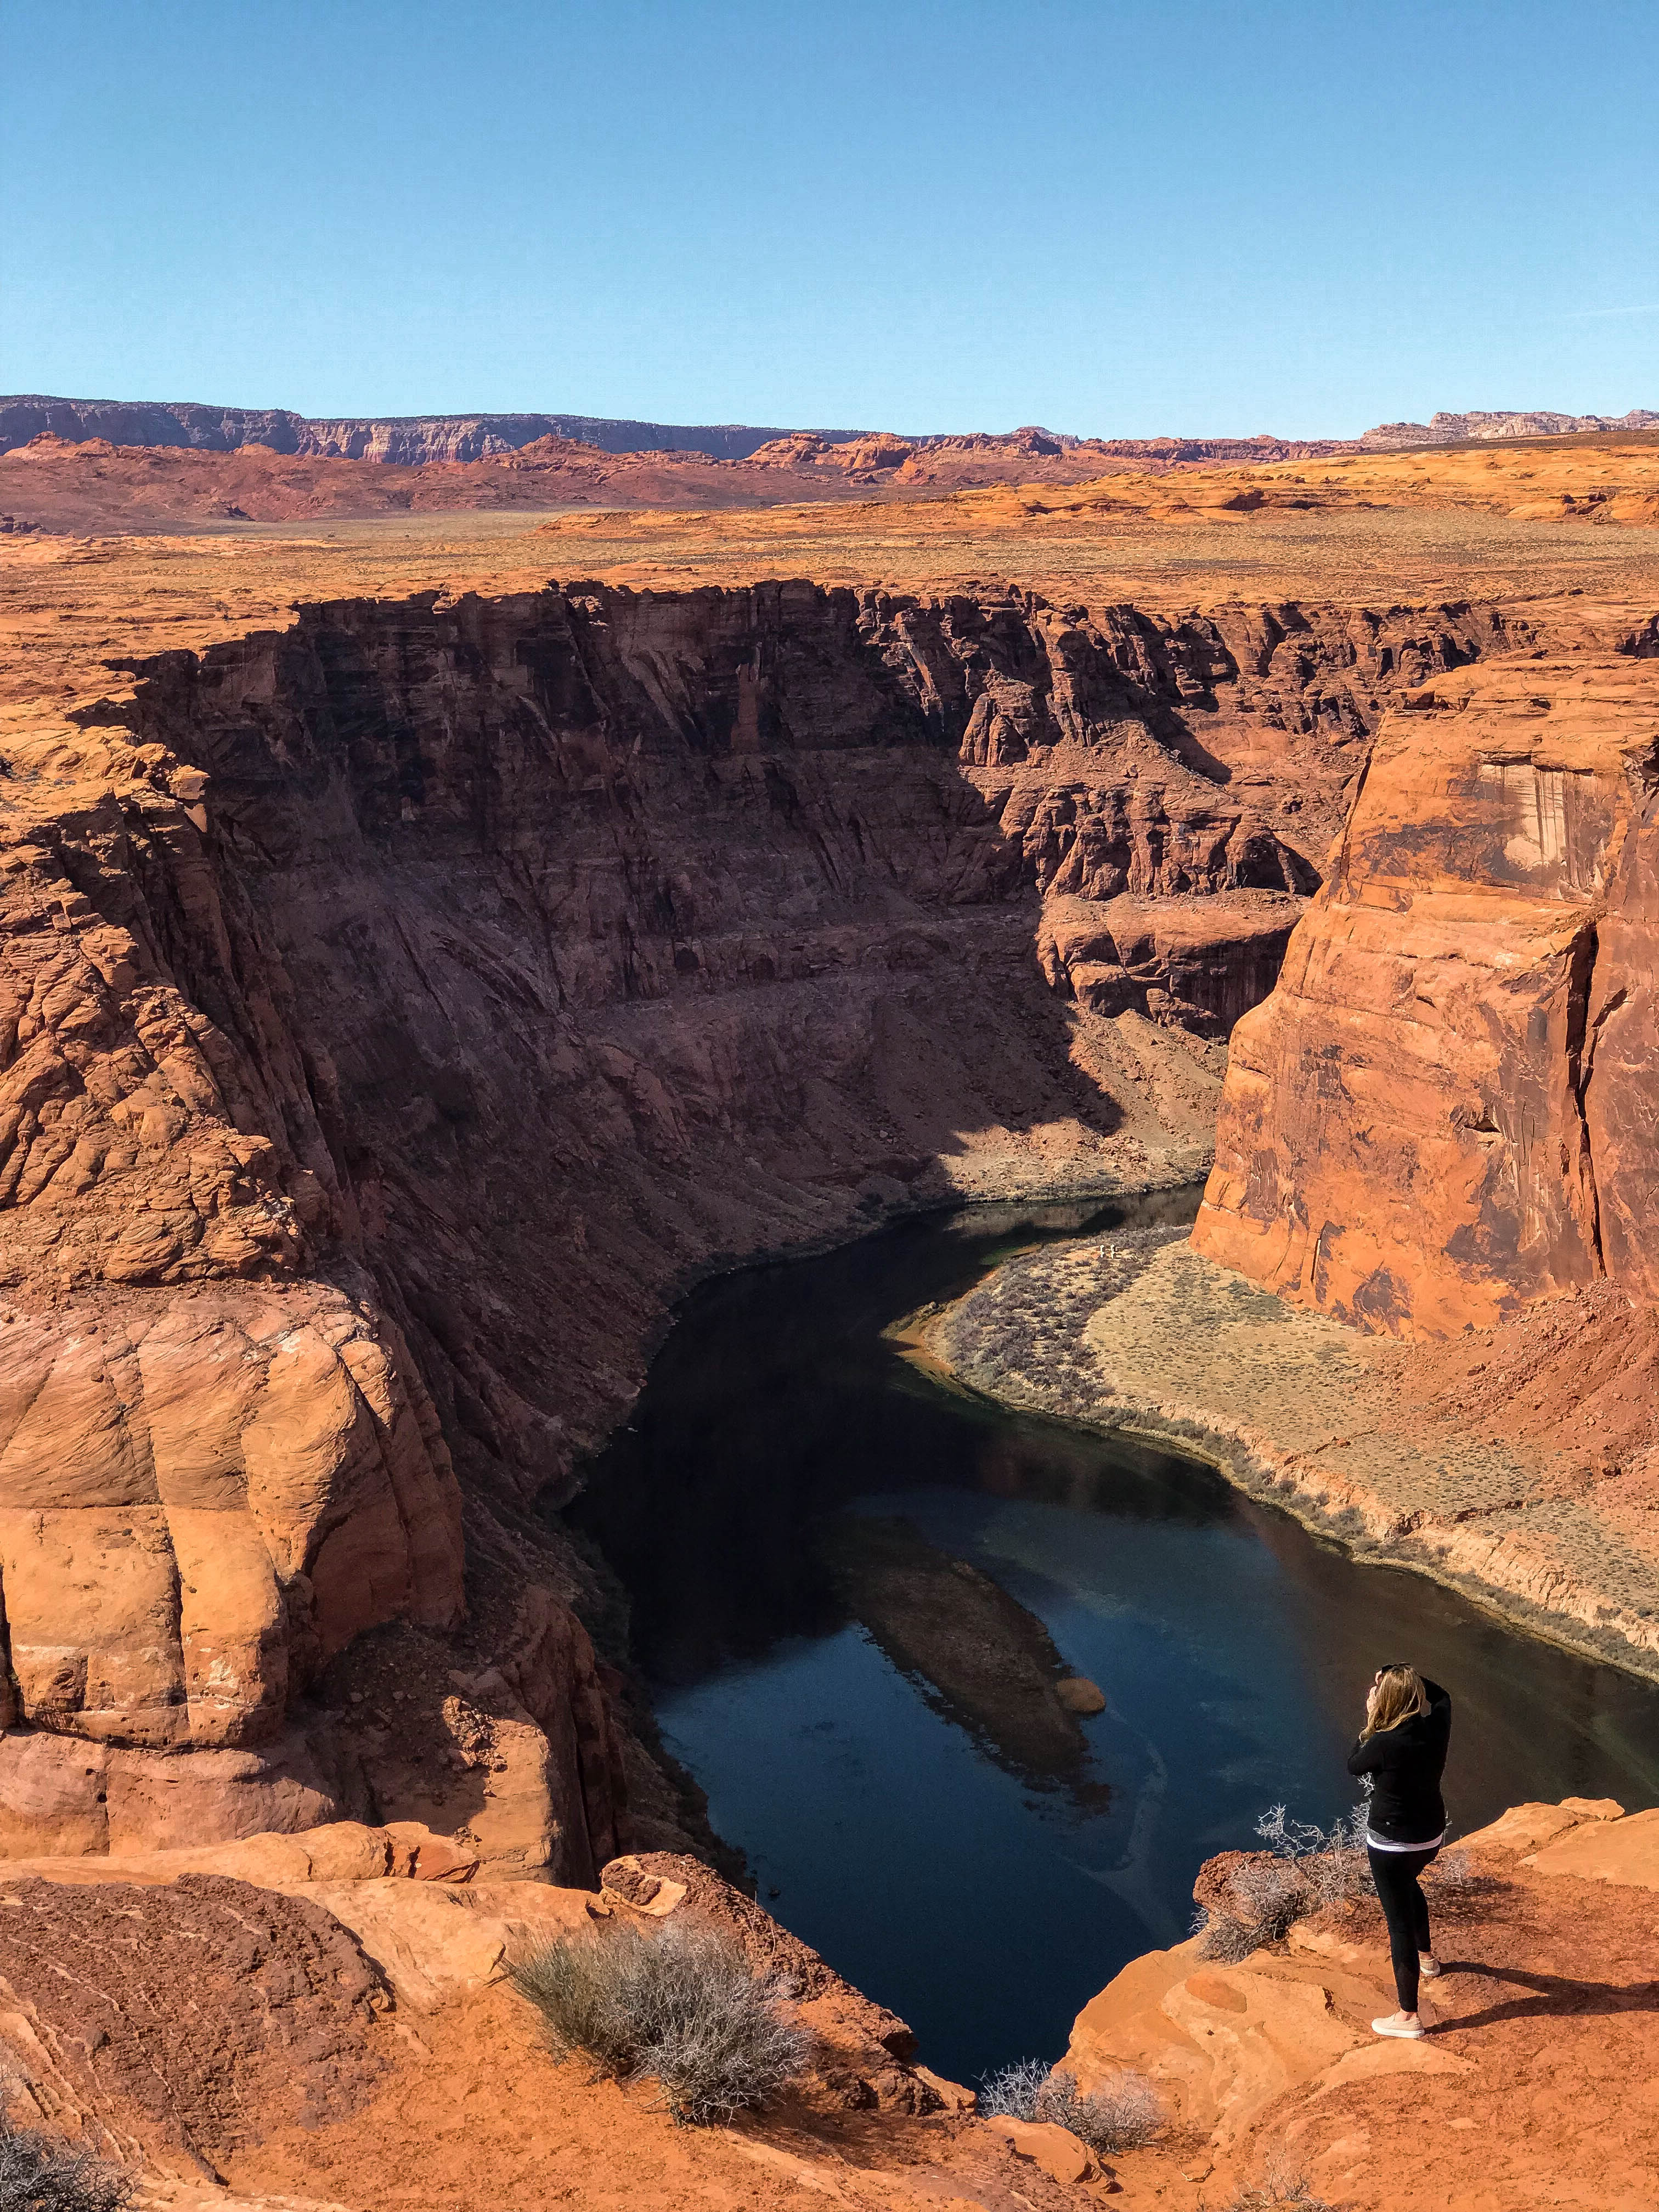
[0,1791,1653,2210]
[1070,1792,1659,2208]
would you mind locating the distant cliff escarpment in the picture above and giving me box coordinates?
[0,394,860,463]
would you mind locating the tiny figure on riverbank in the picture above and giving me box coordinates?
[1347,1663,1453,2038]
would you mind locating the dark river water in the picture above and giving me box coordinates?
[571,1192,1659,2086]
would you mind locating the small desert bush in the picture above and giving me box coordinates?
[978,2058,1162,2153]
[978,2056,1049,2121]
[1218,2150,1336,2210]
[0,2122,131,2212]
[1255,1802,1373,1908]
[1198,1803,1373,1959]
[512,1920,811,2125]
[1425,1845,1475,1891]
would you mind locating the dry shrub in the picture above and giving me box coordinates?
[977,2056,1049,2121]
[512,1919,812,2125]
[0,2123,131,2212]
[1041,2067,1163,2153]
[1425,1846,1483,1892]
[1256,1803,1373,1908]
[978,2058,1163,2153]
[1198,1804,1373,1959]
[1219,2149,1336,2210]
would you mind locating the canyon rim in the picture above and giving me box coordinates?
[0,420,1657,2211]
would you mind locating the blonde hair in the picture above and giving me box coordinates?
[1361,1664,1429,1741]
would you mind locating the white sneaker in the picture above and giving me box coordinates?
[1419,1956,1442,1979]
[1373,2015,1425,2039]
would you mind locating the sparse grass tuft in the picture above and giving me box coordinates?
[512,1919,812,2125]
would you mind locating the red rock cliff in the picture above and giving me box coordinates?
[1196,630,1659,1332]
[0,580,1553,1861]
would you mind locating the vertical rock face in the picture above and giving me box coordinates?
[1196,647,1659,1334]
[0,1289,460,1747]
[0,579,1556,1857]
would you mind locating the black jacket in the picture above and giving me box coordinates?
[1346,1679,1452,1844]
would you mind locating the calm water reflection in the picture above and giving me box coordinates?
[572,1194,1659,2083]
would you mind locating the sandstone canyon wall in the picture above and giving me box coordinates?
[1196,630,1659,1333]
[0,578,1551,1866]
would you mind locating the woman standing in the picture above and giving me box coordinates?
[1347,1664,1453,2039]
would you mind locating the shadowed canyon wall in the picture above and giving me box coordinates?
[0,579,1558,1864]
[1196,630,1659,1334]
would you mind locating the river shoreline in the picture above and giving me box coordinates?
[923,1232,1659,1687]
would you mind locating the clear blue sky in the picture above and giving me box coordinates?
[4,0,1656,437]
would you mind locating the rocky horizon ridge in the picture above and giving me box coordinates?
[4,390,1655,465]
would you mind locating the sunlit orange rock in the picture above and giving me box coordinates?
[1195,651,1659,1333]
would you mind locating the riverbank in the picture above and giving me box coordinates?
[928,1234,1659,1681]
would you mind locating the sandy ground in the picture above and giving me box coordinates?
[535,498,1659,608]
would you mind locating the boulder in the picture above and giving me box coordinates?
[913,2065,977,2114]
[1460,1797,1623,1852]
[1056,1675,1108,1716]
[978,2115,1100,2185]
[289,1877,600,2012]
[598,1854,689,1916]
[1065,1943,1370,2146]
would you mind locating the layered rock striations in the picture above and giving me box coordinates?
[1361,405,1659,447]
[0,397,854,464]
[1196,641,1659,1334]
[0,576,1566,1863]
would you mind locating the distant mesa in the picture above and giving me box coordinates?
[0,393,862,464]
[1359,405,1659,447]
[4,392,1653,466]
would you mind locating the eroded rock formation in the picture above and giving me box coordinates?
[1197,639,1659,1333]
[0,576,1559,1862]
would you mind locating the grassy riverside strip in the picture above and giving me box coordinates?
[924,1231,1659,1682]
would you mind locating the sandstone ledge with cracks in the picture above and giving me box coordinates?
[1065,1794,1659,2207]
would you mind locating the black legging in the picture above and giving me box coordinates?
[1368,1843,1440,2011]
